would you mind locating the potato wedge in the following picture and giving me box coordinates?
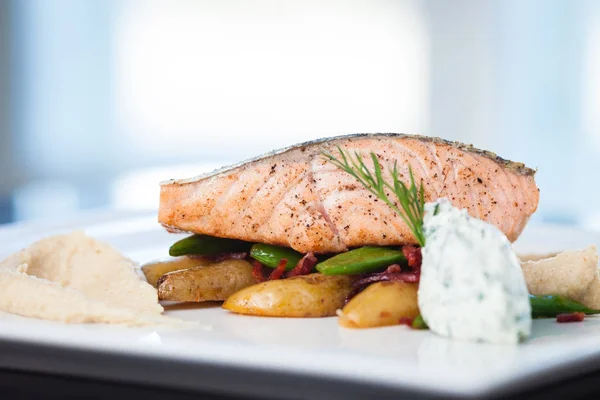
[338,281,419,329]
[222,273,353,317]
[141,256,214,288]
[157,259,256,302]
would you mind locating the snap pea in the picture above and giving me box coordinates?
[316,246,407,275]
[250,243,304,270]
[169,234,251,257]
[409,296,600,331]
[529,294,600,318]
[411,315,429,330]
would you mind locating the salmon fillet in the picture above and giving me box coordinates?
[158,133,539,253]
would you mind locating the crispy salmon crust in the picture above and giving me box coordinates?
[159,133,539,253]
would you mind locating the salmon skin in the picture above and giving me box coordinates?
[159,133,539,254]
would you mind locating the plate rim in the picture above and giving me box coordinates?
[1,211,600,398]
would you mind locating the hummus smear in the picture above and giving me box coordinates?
[0,231,165,325]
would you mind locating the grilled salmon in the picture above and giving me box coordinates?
[158,133,539,253]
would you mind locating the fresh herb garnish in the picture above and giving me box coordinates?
[322,146,426,247]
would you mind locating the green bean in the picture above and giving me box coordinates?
[169,235,251,257]
[315,246,407,275]
[530,294,600,318]
[250,243,304,270]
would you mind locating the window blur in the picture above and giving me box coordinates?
[0,0,598,229]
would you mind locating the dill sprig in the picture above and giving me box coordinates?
[322,146,426,247]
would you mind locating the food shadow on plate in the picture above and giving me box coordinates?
[527,315,600,343]
[337,324,522,374]
[336,324,425,361]
[216,313,344,349]
[415,334,520,373]
[162,301,224,312]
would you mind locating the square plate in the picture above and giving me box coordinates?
[0,211,599,399]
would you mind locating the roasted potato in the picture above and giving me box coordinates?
[157,259,256,302]
[222,273,354,317]
[141,256,214,287]
[338,281,419,329]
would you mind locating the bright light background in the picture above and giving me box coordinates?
[3,0,600,229]
[111,0,428,211]
[113,0,429,162]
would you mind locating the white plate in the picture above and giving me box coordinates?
[0,212,599,399]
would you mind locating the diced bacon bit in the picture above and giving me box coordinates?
[252,255,313,283]
[188,255,213,261]
[557,312,585,323]
[269,258,288,280]
[384,264,402,273]
[287,252,317,277]
[402,245,422,271]
[344,264,420,304]
[210,252,249,262]
[398,317,414,326]
[252,260,267,282]
[352,265,420,288]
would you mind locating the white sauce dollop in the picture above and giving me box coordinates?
[418,198,532,344]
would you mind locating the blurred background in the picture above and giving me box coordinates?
[0,0,598,229]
